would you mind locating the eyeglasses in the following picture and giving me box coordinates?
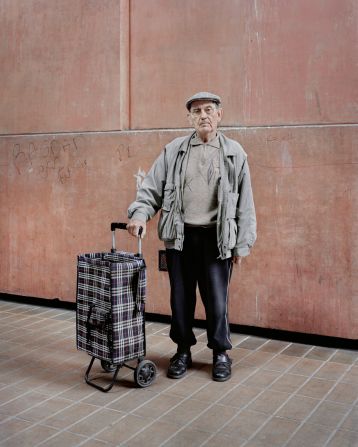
[190,106,218,117]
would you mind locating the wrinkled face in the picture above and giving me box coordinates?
[187,100,223,141]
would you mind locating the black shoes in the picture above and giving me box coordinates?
[167,350,232,381]
[167,351,192,379]
[212,352,232,382]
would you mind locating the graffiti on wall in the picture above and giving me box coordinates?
[12,136,87,184]
[116,143,147,189]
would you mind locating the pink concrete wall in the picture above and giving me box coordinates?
[130,0,357,128]
[1,0,357,339]
[0,0,122,133]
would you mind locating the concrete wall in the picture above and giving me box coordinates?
[1,0,357,339]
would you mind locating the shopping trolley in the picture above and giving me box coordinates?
[76,222,157,392]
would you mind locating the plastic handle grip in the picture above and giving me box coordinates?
[111,222,127,231]
[110,222,143,236]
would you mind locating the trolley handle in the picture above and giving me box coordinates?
[111,222,127,231]
[111,222,143,255]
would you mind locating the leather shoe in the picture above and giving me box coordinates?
[167,352,192,379]
[212,352,232,382]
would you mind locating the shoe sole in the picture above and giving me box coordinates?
[212,374,231,382]
[167,371,187,379]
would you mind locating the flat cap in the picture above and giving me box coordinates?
[185,91,221,110]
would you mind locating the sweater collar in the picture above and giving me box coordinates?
[190,133,221,149]
[179,131,237,156]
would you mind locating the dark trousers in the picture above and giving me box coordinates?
[166,226,233,353]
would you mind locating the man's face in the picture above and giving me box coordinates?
[187,100,223,142]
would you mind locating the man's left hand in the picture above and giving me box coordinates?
[232,256,242,265]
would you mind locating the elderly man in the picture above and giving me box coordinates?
[127,92,256,381]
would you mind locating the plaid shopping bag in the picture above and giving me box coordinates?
[76,251,146,364]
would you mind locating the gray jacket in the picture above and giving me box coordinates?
[128,131,256,259]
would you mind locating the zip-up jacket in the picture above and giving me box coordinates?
[128,131,257,259]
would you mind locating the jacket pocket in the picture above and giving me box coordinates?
[226,192,239,218]
[228,219,238,249]
[226,192,239,249]
[158,183,177,241]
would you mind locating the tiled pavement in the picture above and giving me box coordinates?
[0,300,357,447]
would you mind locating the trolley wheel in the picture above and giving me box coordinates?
[134,360,157,388]
[101,360,117,373]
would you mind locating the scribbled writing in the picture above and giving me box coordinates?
[12,137,87,184]
[116,143,142,162]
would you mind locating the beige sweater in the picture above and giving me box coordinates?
[182,134,220,226]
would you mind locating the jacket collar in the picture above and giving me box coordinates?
[219,132,237,157]
[178,132,196,153]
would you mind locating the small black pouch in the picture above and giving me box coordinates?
[87,306,110,330]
